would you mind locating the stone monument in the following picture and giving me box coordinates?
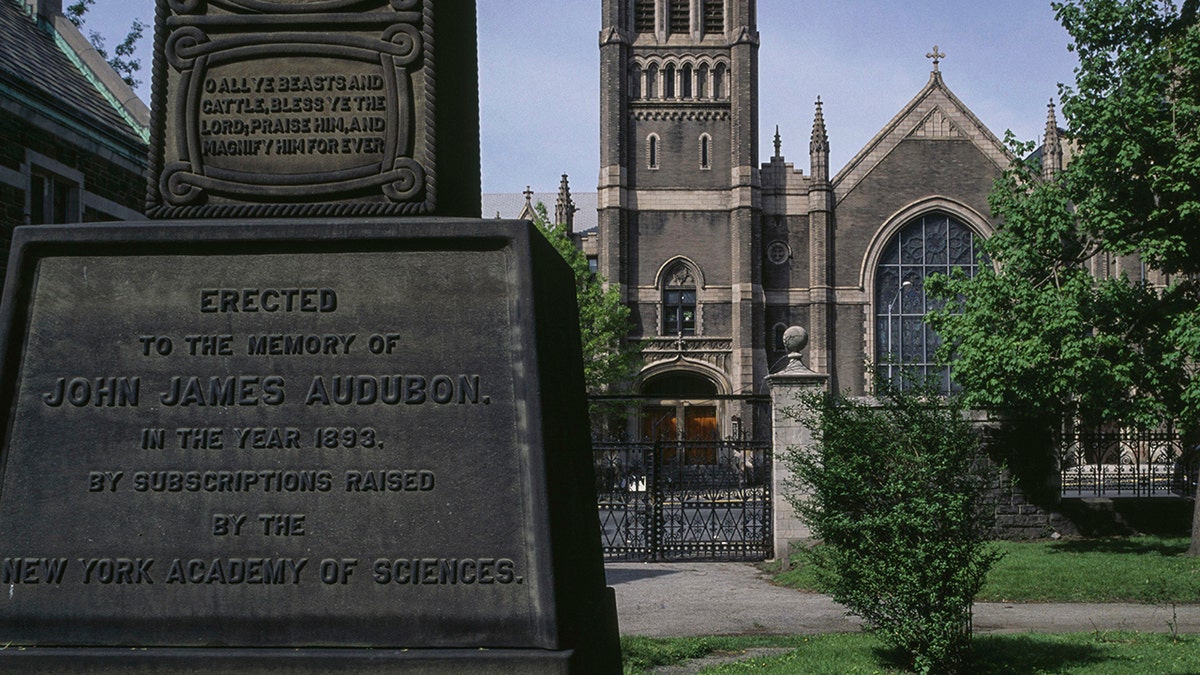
[0,1,619,672]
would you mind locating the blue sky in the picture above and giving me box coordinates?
[84,1,1079,194]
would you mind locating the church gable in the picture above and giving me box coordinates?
[833,68,1011,203]
[908,108,962,139]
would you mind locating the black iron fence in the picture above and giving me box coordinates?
[1060,426,1198,498]
[592,439,772,561]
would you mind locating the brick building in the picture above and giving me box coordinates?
[0,0,149,274]
[594,0,1055,440]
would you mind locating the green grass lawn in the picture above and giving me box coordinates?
[772,536,1200,603]
[622,632,1200,674]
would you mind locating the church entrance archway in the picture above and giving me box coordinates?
[593,369,772,562]
[638,370,720,445]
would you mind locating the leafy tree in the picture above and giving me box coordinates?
[786,382,999,674]
[531,203,641,395]
[64,0,144,88]
[928,0,1200,553]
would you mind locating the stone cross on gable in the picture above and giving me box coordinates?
[926,45,946,72]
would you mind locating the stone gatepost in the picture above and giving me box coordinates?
[765,326,828,568]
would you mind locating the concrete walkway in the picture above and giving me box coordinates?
[607,561,1200,637]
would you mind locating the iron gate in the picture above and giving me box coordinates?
[592,439,772,561]
[1060,426,1198,498]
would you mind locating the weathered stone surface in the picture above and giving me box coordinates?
[146,0,481,219]
[0,220,618,672]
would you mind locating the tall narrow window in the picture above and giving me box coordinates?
[699,134,711,169]
[633,0,655,33]
[662,262,697,335]
[703,0,724,34]
[697,64,709,99]
[663,64,676,99]
[681,64,693,98]
[713,63,726,99]
[630,64,642,98]
[648,134,660,170]
[875,213,989,392]
[645,64,658,98]
[669,0,689,34]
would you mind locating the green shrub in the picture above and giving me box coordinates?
[786,382,1000,674]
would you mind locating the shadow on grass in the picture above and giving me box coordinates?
[1043,536,1189,557]
[971,635,1109,674]
[869,635,1108,674]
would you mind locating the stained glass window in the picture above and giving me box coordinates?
[875,214,988,392]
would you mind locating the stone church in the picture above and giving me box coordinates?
[586,0,1062,441]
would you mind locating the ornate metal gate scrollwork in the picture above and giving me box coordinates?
[593,439,772,561]
[1060,426,1198,498]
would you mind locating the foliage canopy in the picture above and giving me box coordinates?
[928,0,1200,433]
[66,0,144,89]
[531,203,641,394]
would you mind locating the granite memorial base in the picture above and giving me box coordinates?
[0,219,620,673]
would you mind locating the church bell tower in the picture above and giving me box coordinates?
[599,0,762,433]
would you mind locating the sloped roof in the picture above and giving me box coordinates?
[833,70,1011,202]
[0,0,147,149]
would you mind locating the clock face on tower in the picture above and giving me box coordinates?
[767,241,791,265]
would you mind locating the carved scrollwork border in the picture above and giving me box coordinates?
[147,0,436,218]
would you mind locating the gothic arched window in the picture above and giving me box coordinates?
[645,64,658,99]
[664,64,676,99]
[648,134,660,170]
[682,64,693,98]
[696,64,709,99]
[875,213,988,392]
[713,63,727,100]
[699,134,711,169]
[662,261,697,336]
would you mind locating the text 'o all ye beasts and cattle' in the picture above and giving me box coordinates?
[200,73,390,158]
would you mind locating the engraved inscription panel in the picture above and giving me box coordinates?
[0,247,545,648]
[149,0,434,217]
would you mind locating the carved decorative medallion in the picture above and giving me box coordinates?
[766,241,790,265]
[147,0,436,217]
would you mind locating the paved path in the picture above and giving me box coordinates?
[607,561,1200,637]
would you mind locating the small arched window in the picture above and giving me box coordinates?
[648,134,660,170]
[699,134,711,170]
[773,324,788,352]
